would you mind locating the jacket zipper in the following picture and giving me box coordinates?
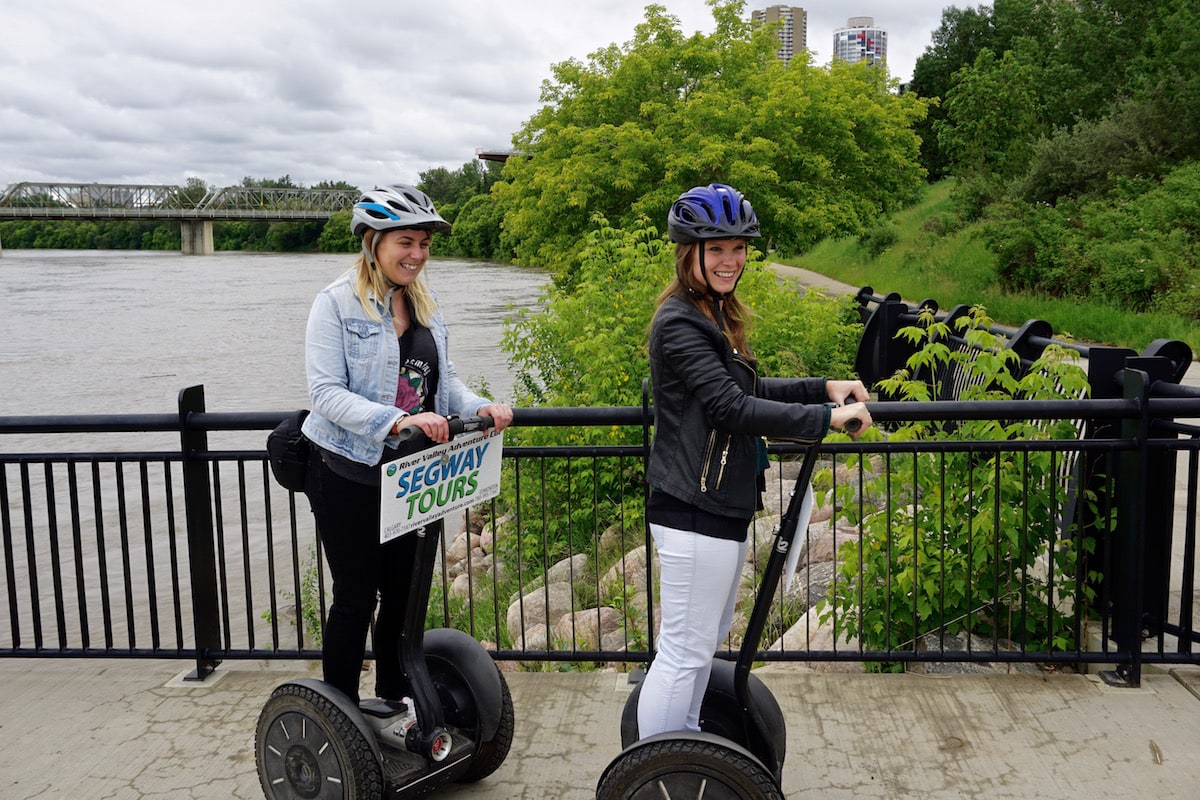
[699,430,733,493]
[700,431,716,492]
[700,351,757,494]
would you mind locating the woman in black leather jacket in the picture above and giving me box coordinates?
[637,184,872,740]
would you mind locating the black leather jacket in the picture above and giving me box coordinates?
[646,294,831,521]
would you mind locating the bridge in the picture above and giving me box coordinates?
[0,182,361,255]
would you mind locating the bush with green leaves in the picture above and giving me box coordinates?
[984,162,1200,315]
[819,306,1100,669]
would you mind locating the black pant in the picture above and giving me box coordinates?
[304,447,419,704]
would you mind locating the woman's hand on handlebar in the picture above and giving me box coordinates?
[477,402,514,433]
[395,411,452,443]
[826,379,869,406]
[830,402,871,436]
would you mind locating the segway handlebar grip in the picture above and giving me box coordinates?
[393,414,496,444]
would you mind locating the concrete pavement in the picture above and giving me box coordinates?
[1,658,1199,799]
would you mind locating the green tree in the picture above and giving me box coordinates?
[494,1,927,275]
[907,4,996,179]
[936,48,1042,215]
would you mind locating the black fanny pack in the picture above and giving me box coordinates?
[266,409,310,492]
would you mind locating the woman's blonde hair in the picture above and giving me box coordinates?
[655,242,754,356]
[350,230,438,326]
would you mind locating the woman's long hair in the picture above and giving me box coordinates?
[350,229,438,326]
[655,241,754,356]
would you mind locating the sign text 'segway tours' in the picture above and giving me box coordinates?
[379,430,503,543]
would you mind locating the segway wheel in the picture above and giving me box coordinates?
[428,656,515,782]
[596,734,784,800]
[619,660,786,774]
[256,682,383,800]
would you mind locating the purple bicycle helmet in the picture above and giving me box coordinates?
[667,184,761,243]
[351,184,450,237]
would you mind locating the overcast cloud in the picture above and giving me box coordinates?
[0,1,948,191]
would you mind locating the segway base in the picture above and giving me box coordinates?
[380,735,475,797]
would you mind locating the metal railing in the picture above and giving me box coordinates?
[3,376,1199,686]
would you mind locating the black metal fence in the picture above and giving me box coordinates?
[3,294,1199,687]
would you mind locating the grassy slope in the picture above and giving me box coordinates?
[778,180,1200,355]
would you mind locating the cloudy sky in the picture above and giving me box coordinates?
[1,1,948,192]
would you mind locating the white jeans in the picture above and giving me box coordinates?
[636,523,748,738]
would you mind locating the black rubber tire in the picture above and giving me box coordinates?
[256,682,383,799]
[427,656,515,782]
[596,735,783,800]
[619,660,786,774]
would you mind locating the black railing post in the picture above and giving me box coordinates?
[639,378,655,675]
[178,385,222,680]
[1126,356,1184,641]
[1106,369,1151,687]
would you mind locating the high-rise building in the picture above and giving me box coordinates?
[832,16,888,68]
[751,5,807,66]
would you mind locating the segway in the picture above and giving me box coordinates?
[597,421,858,800]
[256,415,514,799]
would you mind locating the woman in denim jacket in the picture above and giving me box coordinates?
[301,184,512,703]
[637,184,870,740]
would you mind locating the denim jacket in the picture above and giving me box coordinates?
[300,270,488,466]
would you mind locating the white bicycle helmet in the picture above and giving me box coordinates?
[351,184,451,236]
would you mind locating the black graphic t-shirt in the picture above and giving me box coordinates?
[318,315,442,486]
[396,322,439,415]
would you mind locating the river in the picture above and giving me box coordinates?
[0,249,548,444]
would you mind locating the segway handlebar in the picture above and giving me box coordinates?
[392,414,495,444]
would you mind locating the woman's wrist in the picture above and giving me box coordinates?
[390,414,408,436]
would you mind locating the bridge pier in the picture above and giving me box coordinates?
[180,220,214,255]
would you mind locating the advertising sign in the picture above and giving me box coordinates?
[379,430,503,544]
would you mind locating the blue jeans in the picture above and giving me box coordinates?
[637,524,748,737]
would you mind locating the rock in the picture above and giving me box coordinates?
[554,606,622,650]
[507,582,575,644]
[546,553,589,585]
[601,545,656,595]
[909,630,1045,675]
[766,606,865,673]
[799,520,861,567]
[782,560,837,611]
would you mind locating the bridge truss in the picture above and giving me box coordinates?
[0,182,361,221]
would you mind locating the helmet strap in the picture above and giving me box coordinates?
[363,235,403,290]
[697,246,730,331]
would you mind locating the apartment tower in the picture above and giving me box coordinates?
[832,16,888,68]
[751,5,808,65]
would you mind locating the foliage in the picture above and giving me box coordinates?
[262,544,324,647]
[936,47,1042,211]
[818,306,1100,667]
[906,4,996,180]
[858,219,899,259]
[444,193,508,260]
[493,0,927,274]
[913,0,1200,196]
[419,160,502,213]
[317,209,357,253]
[984,163,1200,314]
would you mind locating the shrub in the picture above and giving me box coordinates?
[818,306,1099,668]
